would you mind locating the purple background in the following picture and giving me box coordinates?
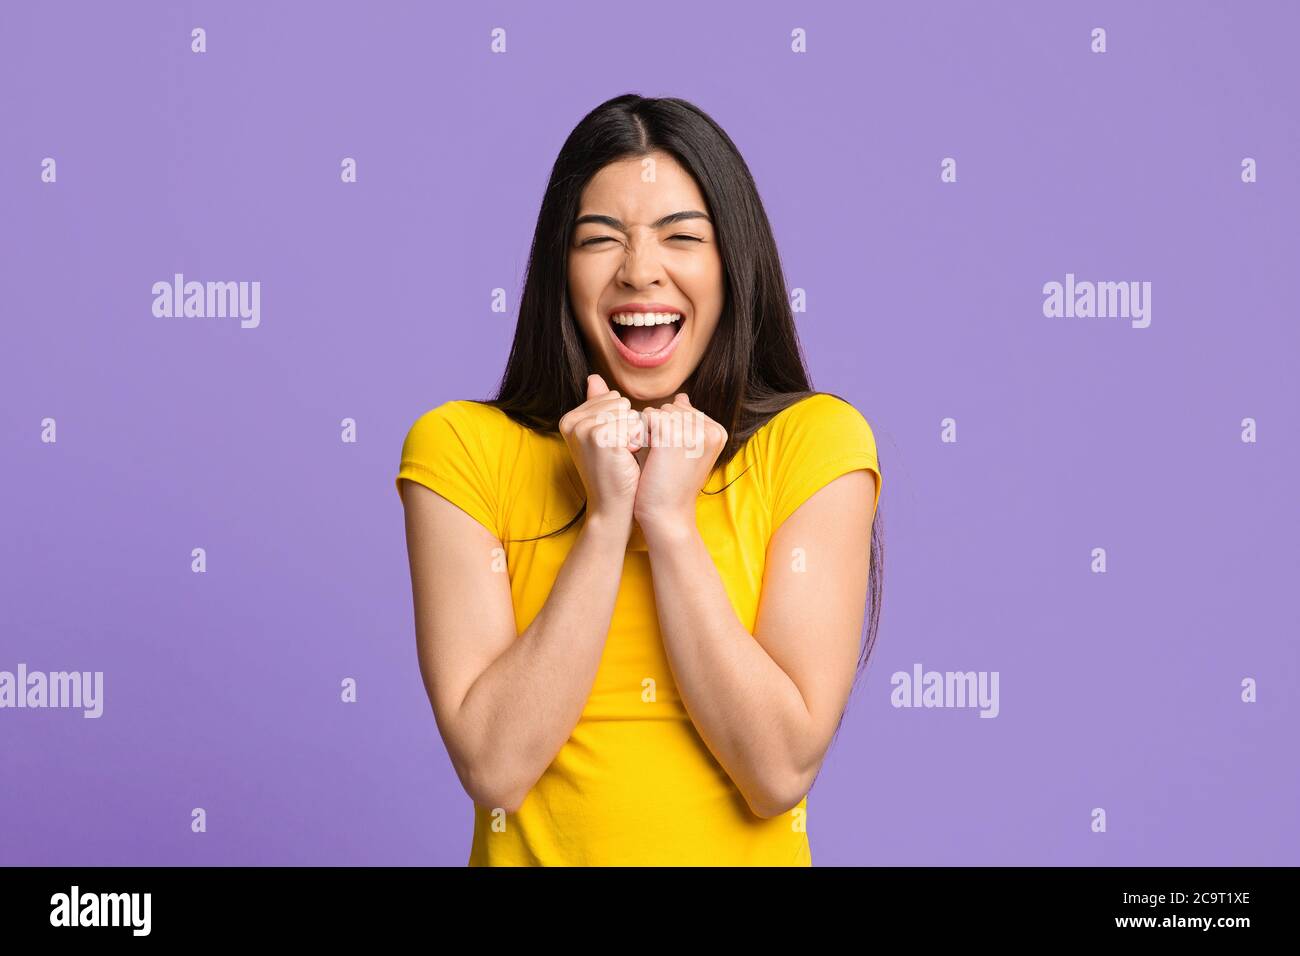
[2,0,1297,866]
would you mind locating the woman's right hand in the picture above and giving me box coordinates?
[559,374,644,525]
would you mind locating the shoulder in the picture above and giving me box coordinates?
[405,398,509,433]
[771,392,870,427]
[752,392,882,529]
[396,401,513,529]
[758,392,877,456]
[400,400,515,464]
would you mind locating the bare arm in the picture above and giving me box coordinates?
[400,375,642,814]
[402,481,630,813]
[640,469,876,818]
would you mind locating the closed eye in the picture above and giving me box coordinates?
[579,234,705,246]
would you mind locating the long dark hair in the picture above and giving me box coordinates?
[478,93,884,754]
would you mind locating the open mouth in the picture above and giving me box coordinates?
[607,310,685,365]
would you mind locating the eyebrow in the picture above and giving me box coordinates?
[573,210,712,232]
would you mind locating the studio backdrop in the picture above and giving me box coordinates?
[2,0,1296,866]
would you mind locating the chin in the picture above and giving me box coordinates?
[603,362,687,402]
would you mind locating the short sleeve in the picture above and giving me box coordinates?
[395,401,501,539]
[763,393,881,533]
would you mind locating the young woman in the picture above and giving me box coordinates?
[396,94,883,866]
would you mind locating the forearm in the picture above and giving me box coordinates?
[457,511,629,810]
[642,518,814,817]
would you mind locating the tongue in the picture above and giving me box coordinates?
[621,322,677,354]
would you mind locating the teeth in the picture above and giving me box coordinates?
[610,312,682,326]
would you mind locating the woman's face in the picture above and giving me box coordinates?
[567,150,724,408]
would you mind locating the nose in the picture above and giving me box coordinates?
[615,230,666,289]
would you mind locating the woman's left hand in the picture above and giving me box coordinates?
[632,393,727,535]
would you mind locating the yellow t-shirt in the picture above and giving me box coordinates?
[395,392,881,866]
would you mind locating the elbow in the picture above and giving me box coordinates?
[441,710,536,814]
[484,789,527,816]
[744,768,812,820]
[460,753,532,815]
